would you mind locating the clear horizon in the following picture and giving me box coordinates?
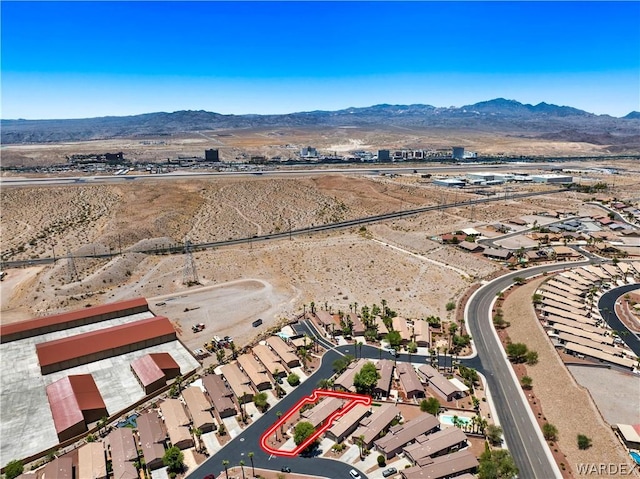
[2,1,639,120]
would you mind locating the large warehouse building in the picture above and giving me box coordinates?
[36,316,177,374]
[131,352,181,395]
[46,374,108,442]
[1,297,149,343]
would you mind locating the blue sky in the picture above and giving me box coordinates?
[2,1,639,119]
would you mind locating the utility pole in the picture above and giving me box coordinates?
[182,238,199,285]
[66,249,77,283]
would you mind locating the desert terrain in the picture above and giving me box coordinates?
[0,126,632,167]
[1,149,639,477]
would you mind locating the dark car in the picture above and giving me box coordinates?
[382,467,398,477]
[281,466,291,473]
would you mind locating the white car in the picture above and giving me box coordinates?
[349,469,362,479]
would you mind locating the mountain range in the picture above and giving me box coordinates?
[2,98,639,149]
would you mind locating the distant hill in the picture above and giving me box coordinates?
[2,98,639,146]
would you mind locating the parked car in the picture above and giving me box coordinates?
[349,469,362,479]
[383,467,398,477]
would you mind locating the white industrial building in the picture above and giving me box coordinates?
[531,174,573,184]
[433,178,466,188]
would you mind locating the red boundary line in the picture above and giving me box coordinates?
[259,389,372,457]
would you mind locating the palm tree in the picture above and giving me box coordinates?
[310,301,316,315]
[222,460,230,479]
[276,410,283,439]
[239,459,246,479]
[248,452,255,478]
[357,434,365,460]
[193,428,202,452]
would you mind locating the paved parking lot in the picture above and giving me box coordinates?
[0,311,200,466]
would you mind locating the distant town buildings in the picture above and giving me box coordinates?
[205,149,220,162]
[452,147,465,160]
[300,146,318,158]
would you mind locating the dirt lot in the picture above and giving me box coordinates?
[2,168,638,353]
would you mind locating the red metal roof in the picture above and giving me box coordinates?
[131,353,179,387]
[0,297,148,340]
[46,375,106,434]
[150,352,180,372]
[36,316,176,369]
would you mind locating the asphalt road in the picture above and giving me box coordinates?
[192,346,368,479]
[465,261,594,479]
[598,284,640,356]
[192,317,485,479]
[0,162,557,187]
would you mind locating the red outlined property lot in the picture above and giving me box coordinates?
[259,389,372,457]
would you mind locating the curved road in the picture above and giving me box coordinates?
[464,261,594,479]
[598,284,640,356]
[191,320,484,479]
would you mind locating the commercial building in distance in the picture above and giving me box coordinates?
[530,174,573,184]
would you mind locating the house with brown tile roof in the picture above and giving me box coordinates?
[301,397,345,428]
[314,311,335,330]
[42,457,73,479]
[412,320,430,347]
[266,336,300,368]
[182,387,216,433]
[160,399,194,450]
[392,317,412,343]
[374,316,390,337]
[374,359,394,398]
[136,411,167,470]
[253,344,286,377]
[107,428,138,479]
[351,403,401,448]
[219,363,255,403]
[348,312,366,336]
[374,414,440,459]
[401,450,478,479]
[417,365,466,402]
[326,403,371,443]
[201,374,236,418]
[402,427,468,464]
[334,358,368,392]
[396,363,424,399]
[78,442,107,479]
[237,353,272,391]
